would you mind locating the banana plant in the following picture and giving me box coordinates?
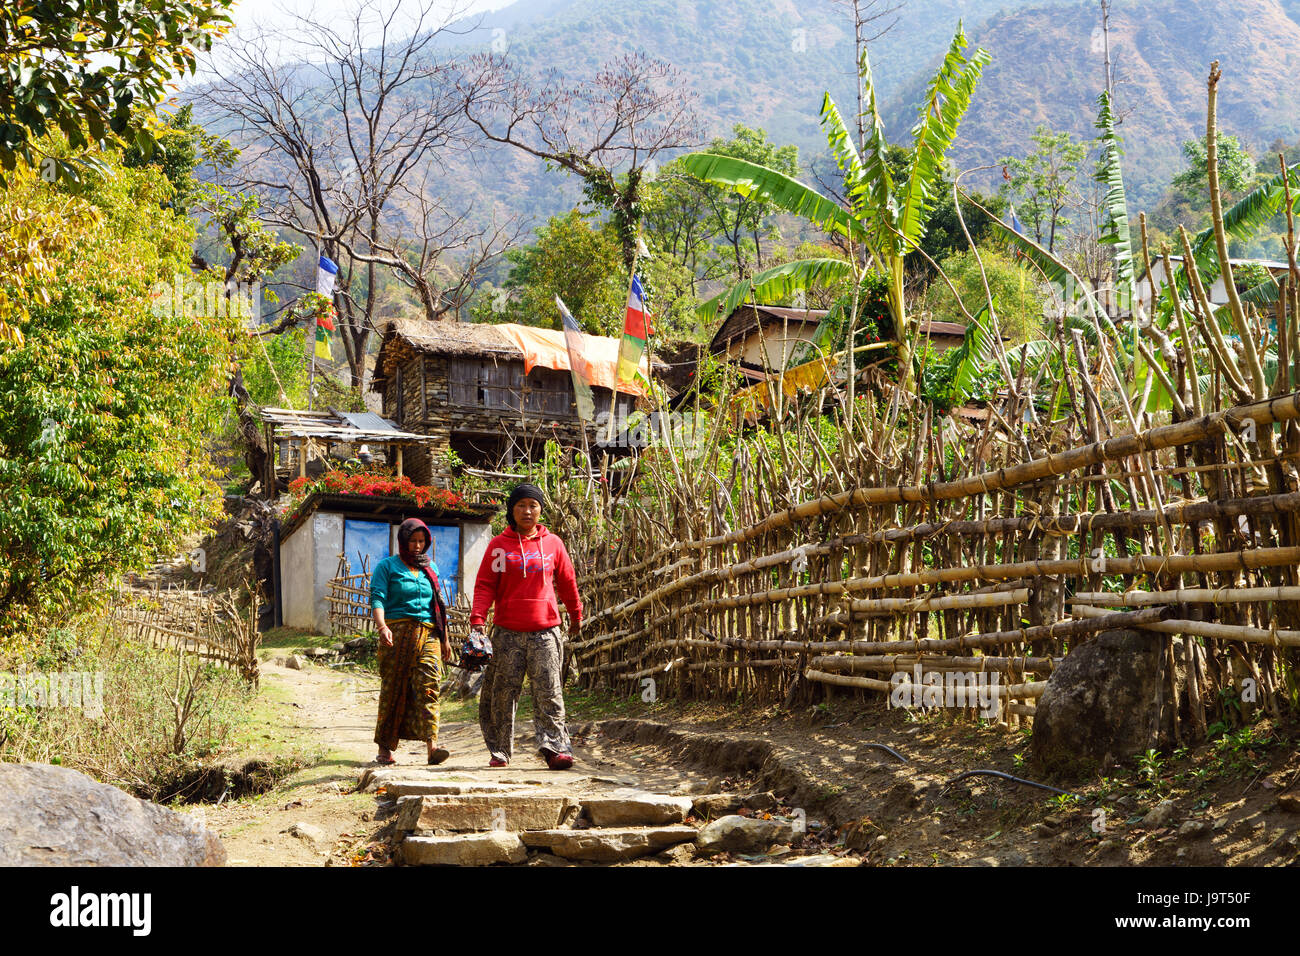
[679,24,990,394]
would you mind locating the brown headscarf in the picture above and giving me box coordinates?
[396,518,448,639]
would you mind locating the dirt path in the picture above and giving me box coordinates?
[198,659,729,866]
[191,649,1300,867]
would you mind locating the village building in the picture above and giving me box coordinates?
[709,304,969,384]
[369,318,665,474]
[275,489,497,632]
[1131,256,1289,317]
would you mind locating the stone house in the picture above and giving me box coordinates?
[369,318,664,475]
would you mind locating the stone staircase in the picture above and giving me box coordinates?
[357,766,858,866]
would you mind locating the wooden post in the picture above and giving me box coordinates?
[298,439,306,479]
[396,445,404,479]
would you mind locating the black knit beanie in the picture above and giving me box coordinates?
[505,482,547,529]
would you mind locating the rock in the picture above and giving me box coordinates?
[0,762,226,866]
[1268,831,1300,855]
[780,854,861,867]
[400,832,527,866]
[286,822,326,844]
[284,654,305,670]
[743,791,778,811]
[522,826,697,862]
[581,790,693,827]
[1212,816,1231,831]
[1142,800,1178,829]
[695,815,795,855]
[1177,821,1208,838]
[344,636,372,651]
[397,794,580,832]
[330,643,346,653]
[656,842,698,865]
[691,793,744,817]
[304,647,332,658]
[1031,629,1168,775]
[1278,794,1300,814]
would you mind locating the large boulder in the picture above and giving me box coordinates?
[1032,629,1170,777]
[695,815,795,855]
[0,763,226,866]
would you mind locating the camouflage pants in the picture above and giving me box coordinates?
[374,618,442,750]
[479,624,570,761]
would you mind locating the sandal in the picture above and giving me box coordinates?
[488,757,508,768]
[540,747,574,771]
[428,747,450,765]
[375,752,396,765]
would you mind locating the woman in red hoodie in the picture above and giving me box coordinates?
[470,482,582,770]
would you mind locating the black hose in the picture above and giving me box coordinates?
[941,769,1073,797]
[859,743,909,762]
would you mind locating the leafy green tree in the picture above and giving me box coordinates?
[0,146,246,653]
[999,126,1087,252]
[698,124,798,276]
[472,210,627,336]
[0,1,235,180]
[641,159,730,298]
[1172,133,1255,201]
[923,248,1045,344]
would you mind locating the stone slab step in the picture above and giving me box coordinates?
[380,780,533,799]
[394,793,580,833]
[580,790,693,827]
[690,792,778,817]
[400,832,527,866]
[521,826,698,862]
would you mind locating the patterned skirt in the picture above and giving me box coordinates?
[374,618,442,750]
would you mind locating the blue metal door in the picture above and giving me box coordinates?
[343,519,391,577]
[427,525,461,605]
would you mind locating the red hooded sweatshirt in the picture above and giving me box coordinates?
[470,524,583,632]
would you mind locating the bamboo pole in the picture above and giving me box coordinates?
[1069,586,1300,606]
[1072,603,1300,647]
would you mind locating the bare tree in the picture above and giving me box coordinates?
[831,0,904,153]
[460,51,702,270]
[194,0,508,389]
[1095,0,1133,124]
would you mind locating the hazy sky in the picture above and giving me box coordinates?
[228,0,515,39]
[201,0,517,71]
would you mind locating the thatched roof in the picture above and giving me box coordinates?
[371,317,667,392]
[371,318,518,391]
[386,318,519,359]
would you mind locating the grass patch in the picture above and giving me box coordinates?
[2,615,257,802]
[259,626,338,653]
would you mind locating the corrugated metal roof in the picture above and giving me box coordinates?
[338,411,399,432]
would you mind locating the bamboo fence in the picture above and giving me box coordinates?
[541,374,1300,736]
[326,553,473,642]
[110,580,261,684]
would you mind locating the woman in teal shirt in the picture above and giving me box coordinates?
[370,518,451,765]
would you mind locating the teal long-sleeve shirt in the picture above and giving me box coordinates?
[369,554,439,621]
